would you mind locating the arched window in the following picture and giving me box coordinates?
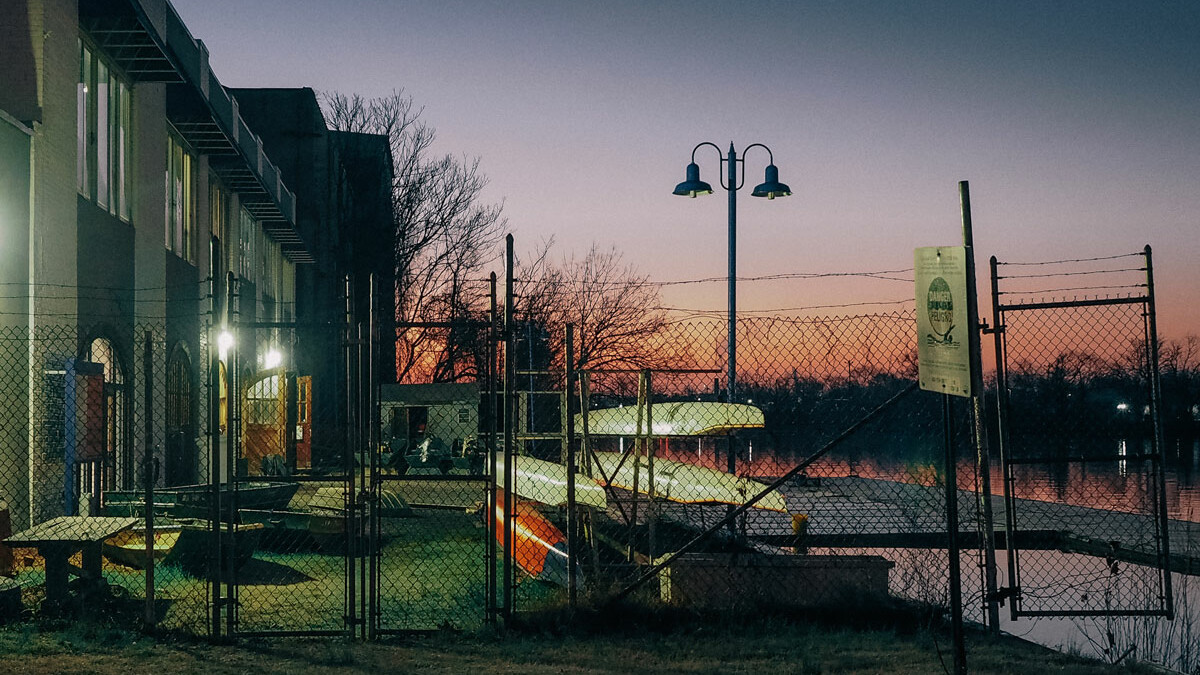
[87,337,127,490]
[165,345,196,486]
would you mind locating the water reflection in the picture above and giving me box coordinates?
[645,435,1200,523]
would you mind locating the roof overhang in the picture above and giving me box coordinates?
[79,0,311,263]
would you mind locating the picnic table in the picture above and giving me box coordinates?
[3,516,137,610]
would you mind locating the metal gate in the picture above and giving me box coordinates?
[370,315,498,634]
[990,246,1172,618]
[220,314,363,637]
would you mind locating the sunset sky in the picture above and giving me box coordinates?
[171,0,1200,337]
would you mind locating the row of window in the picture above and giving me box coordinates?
[77,39,131,221]
[75,31,293,315]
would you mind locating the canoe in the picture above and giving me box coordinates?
[103,481,300,520]
[103,525,183,569]
[577,402,765,437]
[592,453,787,512]
[491,454,608,509]
[307,486,413,517]
[166,520,264,574]
[101,520,264,574]
[240,508,350,552]
[490,488,580,587]
[240,487,410,552]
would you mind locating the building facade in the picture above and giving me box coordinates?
[0,0,392,530]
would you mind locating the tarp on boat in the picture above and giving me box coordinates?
[591,453,787,512]
[576,402,764,437]
[492,454,607,509]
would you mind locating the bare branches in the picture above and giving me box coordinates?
[519,243,668,372]
[321,89,507,382]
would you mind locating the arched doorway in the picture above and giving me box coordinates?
[87,337,127,490]
[165,344,197,486]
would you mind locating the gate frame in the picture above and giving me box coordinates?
[989,245,1173,619]
[207,274,367,639]
[368,302,500,634]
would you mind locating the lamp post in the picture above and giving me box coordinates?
[673,142,791,404]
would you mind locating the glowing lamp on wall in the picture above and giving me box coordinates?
[218,330,234,362]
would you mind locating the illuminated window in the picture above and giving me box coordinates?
[77,38,132,220]
[166,132,196,262]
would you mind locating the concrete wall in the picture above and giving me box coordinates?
[26,0,80,526]
[0,117,33,530]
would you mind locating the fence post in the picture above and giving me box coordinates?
[486,273,499,623]
[502,235,515,618]
[142,329,155,634]
[943,394,967,675]
[960,180,1001,632]
[368,272,379,639]
[564,324,577,608]
[1144,245,1174,620]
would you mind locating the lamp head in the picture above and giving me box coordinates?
[672,162,713,198]
[751,163,791,200]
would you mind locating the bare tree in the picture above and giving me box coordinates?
[519,243,668,372]
[323,90,506,382]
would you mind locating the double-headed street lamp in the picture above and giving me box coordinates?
[673,142,791,403]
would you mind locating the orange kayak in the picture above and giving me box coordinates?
[491,488,578,587]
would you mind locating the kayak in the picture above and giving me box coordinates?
[490,488,580,587]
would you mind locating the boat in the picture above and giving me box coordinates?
[167,519,264,574]
[576,401,785,511]
[102,481,301,520]
[240,487,410,552]
[102,519,264,574]
[491,454,608,509]
[490,488,580,587]
[591,453,787,512]
[577,401,765,437]
[102,524,183,569]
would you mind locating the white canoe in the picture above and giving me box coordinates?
[591,453,787,512]
[492,454,608,509]
[576,402,765,437]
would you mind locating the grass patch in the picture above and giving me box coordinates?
[0,610,1164,674]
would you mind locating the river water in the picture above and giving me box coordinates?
[650,435,1200,670]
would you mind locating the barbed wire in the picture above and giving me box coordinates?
[995,267,1146,280]
[657,298,914,316]
[996,285,1148,297]
[994,252,1144,266]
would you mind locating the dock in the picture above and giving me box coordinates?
[616,476,1200,577]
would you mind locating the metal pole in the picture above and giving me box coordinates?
[486,273,498,623]
[207,260,221,640]
[990,255,1020,620]
[944,394,967,675]
[960,181,1001,633]
[1144,245,1174,619]
[645,370,655,563]
[502,235,515,618]
[368,272,379,639]
[142,330,155,634]
[726,142,738,405]
[224,274,238,638]
[564,324,577,608]
[343,276,356,634]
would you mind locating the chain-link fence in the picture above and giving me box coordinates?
[991,249,1174,618]
[0,320,211,634]
[2,257,1184,646]
[491,310,986,622]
